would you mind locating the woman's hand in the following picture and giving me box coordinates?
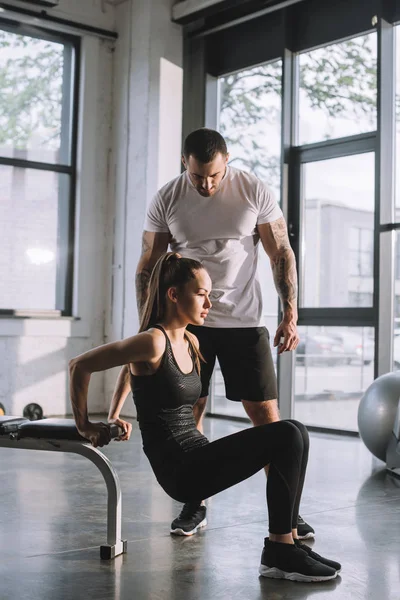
[78,422,112,448]
[108,417,133,442]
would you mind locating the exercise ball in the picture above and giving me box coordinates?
[358,371,400,461]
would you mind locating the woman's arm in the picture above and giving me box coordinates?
[69,331,160,445]
[107,365,133,441]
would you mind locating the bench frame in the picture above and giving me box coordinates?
[0,434,127,559]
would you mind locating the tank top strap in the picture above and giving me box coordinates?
[152,324,171,348]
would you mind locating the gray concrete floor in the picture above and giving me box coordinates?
[1,417,400,600]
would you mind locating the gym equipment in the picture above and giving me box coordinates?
[0,403,5,416]
[0,416,127,559]
[386,395,400,478]
[23,402,43,420]
[358,372,400,477]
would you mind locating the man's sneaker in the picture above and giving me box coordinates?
[259,539,337,582]
[170,503,207,536]
[297,515,315,540]
[295,540,341,573]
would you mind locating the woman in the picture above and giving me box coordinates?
[69,252,341,582]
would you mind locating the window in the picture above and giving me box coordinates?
[219,60,282,199]
[300,153,375,308]
[213,60,282,419]
[298,33,377,145]
[295,325,374,432]
[0,25,78,314]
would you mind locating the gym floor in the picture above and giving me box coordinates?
[1,417,400,600]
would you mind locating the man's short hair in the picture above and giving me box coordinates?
[183,128,228,164]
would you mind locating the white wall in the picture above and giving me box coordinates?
[0,2,116,417]
[0,0,184,418]
[104,0,183,415]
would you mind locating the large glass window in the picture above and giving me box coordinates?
[298,33,377,145]
[0,27,78,314]
[211,61,282,417]
[300,153,375,308]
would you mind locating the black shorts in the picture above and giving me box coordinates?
[187,325,277,402]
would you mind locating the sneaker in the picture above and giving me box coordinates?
[297,515,315,540]
[259,539,337,582]
[295,540,341,573]
[170,503,207,536]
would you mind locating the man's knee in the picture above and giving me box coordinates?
[242,399,280,426]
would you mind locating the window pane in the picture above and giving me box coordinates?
[0,30,67,164]
[0,166,70,310]
[219,60,282,199]
[214,61,281,417]
[298,33,377,145]
[295,326,375,431]
[301,153,375,308]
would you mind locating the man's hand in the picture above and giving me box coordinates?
[274,318,299,354]
[108,417,133,441]
[78,422,112,448]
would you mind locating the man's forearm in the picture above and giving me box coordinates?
[135,268,151,316]
[270,248,298,321]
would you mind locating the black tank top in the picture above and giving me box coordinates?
[130,325,209,462]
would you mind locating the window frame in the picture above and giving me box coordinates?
[0,20,80,317]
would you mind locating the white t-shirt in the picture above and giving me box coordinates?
[144,166,283,328]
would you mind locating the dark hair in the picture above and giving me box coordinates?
[183,128,228,164]
[139,252,205,372]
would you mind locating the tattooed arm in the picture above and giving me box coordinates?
[257,218,299,353]
[135,230,170,316]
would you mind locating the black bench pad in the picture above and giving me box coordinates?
[0,416,29,434]
[17,418,119,441]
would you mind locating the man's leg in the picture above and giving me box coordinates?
[241,398,315,539]
[242,399,280,476]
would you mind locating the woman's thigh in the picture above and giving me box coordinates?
[168,420,302,502]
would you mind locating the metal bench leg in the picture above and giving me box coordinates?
[71,444,128,559]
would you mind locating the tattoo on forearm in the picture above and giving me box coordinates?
[271,250,298,312]
[135,269,151,314]
[268,218,298,311]
[269,218,292,251]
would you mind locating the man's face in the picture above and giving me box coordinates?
[183,152,229,197]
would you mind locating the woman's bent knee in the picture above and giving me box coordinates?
[286,419,309,449]
[271,420,304,453]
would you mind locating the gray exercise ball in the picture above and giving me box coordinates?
[358,371,400,461]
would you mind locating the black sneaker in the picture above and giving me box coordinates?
[295,540,341,573]
[259,539,337,582]
[170,503,207,536]
[297,515,315,540]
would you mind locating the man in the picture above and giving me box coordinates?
[113,128,314,540]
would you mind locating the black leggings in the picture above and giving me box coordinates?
[155,419,309,535]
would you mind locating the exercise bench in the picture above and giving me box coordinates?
[0,416,127,559]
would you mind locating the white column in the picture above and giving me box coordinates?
[104,0,183,411]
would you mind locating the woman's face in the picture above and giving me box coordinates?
[173,268,212,325]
